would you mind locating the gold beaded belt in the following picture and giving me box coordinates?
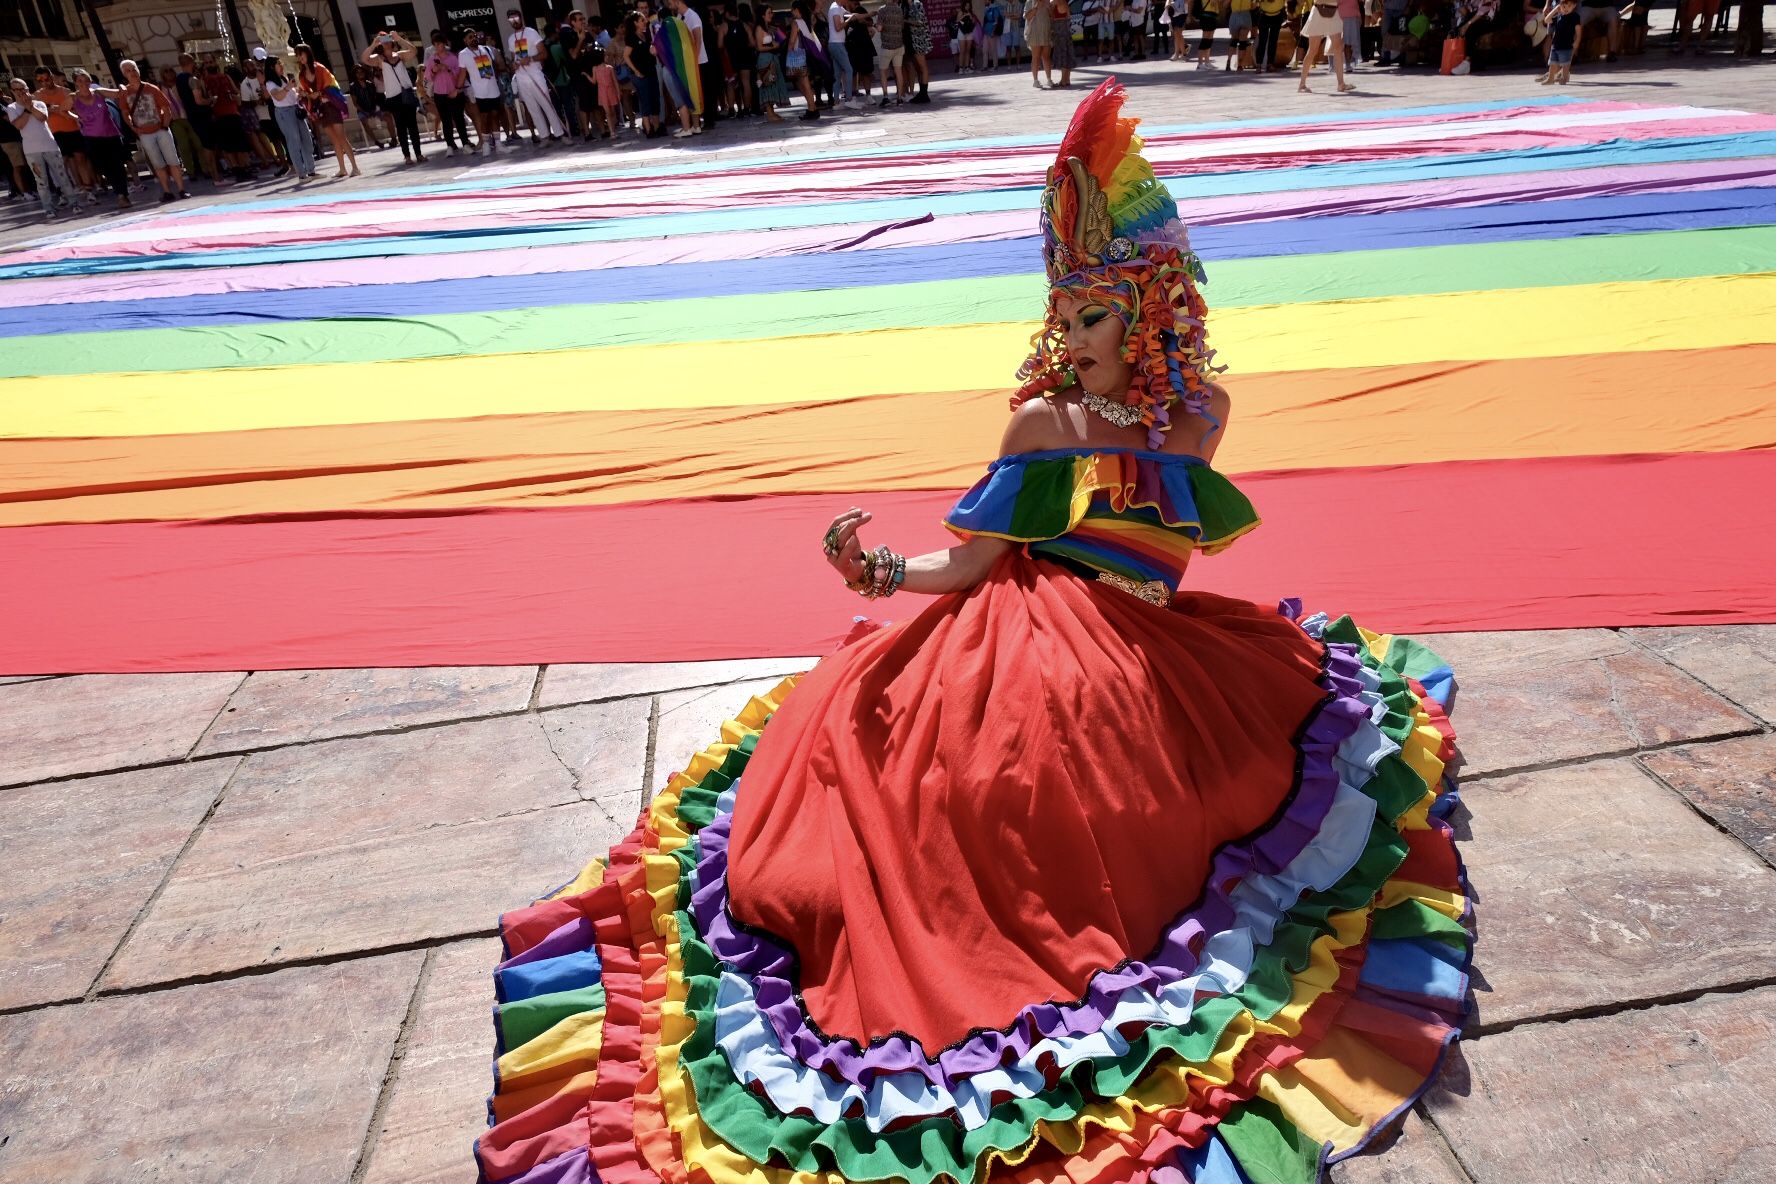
[1096,571,1175,607]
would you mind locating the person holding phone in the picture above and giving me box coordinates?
[363,30,426,162]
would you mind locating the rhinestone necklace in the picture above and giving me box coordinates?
[1079,390,1144,428]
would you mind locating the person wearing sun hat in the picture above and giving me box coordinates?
[471,77,1472,1184]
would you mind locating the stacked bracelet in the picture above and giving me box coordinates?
[852,546,907,599]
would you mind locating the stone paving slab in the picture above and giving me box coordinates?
[0,759,238,1011]
[0,672,245,787]
[1459,758,1776,1031]
[0,951,423,1184]
[1413,628,1756,777]
[194,666,539,756]
[1641,732,1776,867]
[1429,986,1776,1183]
[361,940,501,1184]
[539,657,816,708]
[539,696,655,822]
[103,714,630,989]
[1329,1109,1468,1184]
[1627,625,1776,725]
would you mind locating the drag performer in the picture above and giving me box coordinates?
[474,80,1471,1184]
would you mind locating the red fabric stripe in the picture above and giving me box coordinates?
[3,450,1770,674]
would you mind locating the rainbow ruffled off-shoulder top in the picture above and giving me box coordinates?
[945,448,1260,599]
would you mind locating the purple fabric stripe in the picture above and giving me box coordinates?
[693,638,1373,1090]
[497,916,596,972]
[484,1147,595,1184]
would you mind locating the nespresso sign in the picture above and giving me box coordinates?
[443,4,497,18]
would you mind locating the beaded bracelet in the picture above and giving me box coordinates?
[852,546,906,599]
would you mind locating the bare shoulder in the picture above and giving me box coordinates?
[997,394,1079,457]
[1160,383,1233,462]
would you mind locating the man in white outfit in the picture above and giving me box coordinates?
[505,8,566,141]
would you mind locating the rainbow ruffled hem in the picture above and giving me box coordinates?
[475,608,1469,1184]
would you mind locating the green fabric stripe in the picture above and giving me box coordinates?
[1190,467,1262,544]
[496,983,608,1051]
[1381,634,1454,684]
[6,225,1770,378]
[1372,899,1469,949]
[1216,1096,1327,1184]
[1005,458,1065,539]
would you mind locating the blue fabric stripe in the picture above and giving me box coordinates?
[1175,1131,1252,1184]
[1357,937,1469,1003]
[7,130,1773,280]
[493,949,603,1004]
[7,186,1772,336]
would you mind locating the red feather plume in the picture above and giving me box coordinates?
[1051,77,1140,191]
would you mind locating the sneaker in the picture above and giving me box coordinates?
[178,190,192,199]
[445,146,458,157]
[480,141,493,157]
[910,92,930,104]
[800,109,820,120]
[672,127,693,138]
[691,125,704,134]
[159,192,175,204]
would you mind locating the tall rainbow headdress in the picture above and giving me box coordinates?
[1015,78,1220,449]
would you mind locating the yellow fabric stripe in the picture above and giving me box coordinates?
[6,274,1771,439]
[546,858,608,902]
[1375,882,1467,920]
[494,1008,606,1089]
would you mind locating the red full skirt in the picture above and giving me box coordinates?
[726,551,1333,1052]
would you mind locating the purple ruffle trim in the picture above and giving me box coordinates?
[492,1149,593,1184]
[690,638,1373,1091]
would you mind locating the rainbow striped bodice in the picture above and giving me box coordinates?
[944,448,1261,596]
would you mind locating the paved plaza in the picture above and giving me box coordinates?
[5,39,1776,1184]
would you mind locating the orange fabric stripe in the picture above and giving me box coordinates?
[2,344,1771,527]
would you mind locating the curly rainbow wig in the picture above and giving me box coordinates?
[1013,79,1222,450]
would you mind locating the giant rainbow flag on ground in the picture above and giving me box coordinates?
[2,94,1773,674]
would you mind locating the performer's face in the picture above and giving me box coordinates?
[1052,289,1133,398]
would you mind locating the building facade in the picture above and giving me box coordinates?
[0,0,105,82]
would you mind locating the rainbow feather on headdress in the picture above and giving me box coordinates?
[1023,78,1219,447]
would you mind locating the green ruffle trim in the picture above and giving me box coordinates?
[657,628,1442,1184]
